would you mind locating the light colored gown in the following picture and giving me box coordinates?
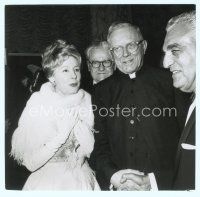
[11,82,100,190]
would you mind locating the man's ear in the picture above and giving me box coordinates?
[87,60,91,72]
[113,62,117,70]
[142,40,148,54]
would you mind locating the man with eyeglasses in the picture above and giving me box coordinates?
[91,22,183,190]
[85,41,115,86]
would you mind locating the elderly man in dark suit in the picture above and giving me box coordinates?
[90,22,185,190]
[163,11,196,190]
[84,41,115,95]
[86,41,115,85]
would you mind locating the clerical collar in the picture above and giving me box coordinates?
[129,72,136,79]
[93,80,98,85]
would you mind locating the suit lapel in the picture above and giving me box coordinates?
[179,108,195,145]
[174,107,195,174]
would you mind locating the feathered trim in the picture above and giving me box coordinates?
[10,82,95,165]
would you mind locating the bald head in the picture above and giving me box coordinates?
[107,22,143,44]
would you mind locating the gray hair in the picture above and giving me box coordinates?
[42,39,81,78]
[107,22,143,43]
[85,41,112,60]
[166,10,196,33]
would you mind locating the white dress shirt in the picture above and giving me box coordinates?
[185,98,196,126]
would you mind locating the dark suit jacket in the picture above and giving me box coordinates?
[173,107,195,190]
[90,66,183,190]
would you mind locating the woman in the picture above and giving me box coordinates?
[11,39,100,190]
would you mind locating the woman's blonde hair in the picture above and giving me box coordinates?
[41,39,81,78]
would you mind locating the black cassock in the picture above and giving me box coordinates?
[90,65,189,190]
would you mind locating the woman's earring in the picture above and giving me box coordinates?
[51,81,56,87]
[49,77,56,88]
[50,79,56,87]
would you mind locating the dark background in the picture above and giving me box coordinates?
[5,4,195,190]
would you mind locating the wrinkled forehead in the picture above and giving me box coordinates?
[109,26,143,45]
[163,23,194,50]
[90,47,112,59]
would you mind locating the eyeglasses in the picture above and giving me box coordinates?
[89,60,113,68]
[110,40,144,58]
